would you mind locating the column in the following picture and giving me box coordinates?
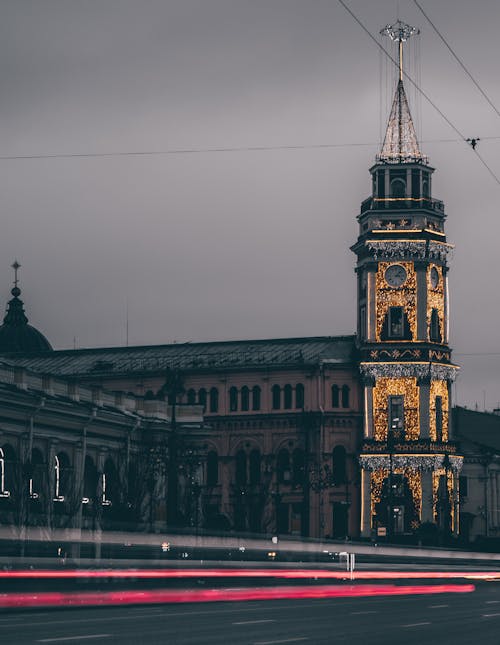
[360,468,372,538]
[421,469,434,524]
[418,377,430,439]
[367,269,377,341]
[415,262,428,341]
[363,377,375,439]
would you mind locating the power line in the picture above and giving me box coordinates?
[0,136,499,162]
[413,0,500,120]
[336,0,500,187]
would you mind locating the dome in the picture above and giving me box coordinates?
[0,286,52,353]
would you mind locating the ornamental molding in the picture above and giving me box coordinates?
[359,454,463,473]
[365,240,453,261]
[359,362,458,382]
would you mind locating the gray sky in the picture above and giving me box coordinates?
[1,0,500,410]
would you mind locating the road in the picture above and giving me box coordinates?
[1,582,499,645]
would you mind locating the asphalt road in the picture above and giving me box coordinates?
[1,583,499,645]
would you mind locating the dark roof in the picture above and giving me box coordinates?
[0,335,357,378]
[453,406,500,452]
[0,288,52,353]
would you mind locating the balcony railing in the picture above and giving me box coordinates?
[360,196,444,214]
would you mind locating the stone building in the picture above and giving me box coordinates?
[0,20,466,542]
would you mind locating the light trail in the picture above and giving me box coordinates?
[0,584,475,609]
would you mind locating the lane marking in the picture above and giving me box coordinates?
[350,610,378,615]
[482,613,500,617]
[428,604,448,608]
[37,637,111,643]
[402,622,431,627]
[485,600,500,604]
[233,619,276,625]
[254,639,309,645]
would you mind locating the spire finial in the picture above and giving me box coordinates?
[380,19,420,82]
[11,260,21,297]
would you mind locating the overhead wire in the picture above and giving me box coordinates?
[336,0,500,186]
[0,136,499,162]
[413,0,500,120]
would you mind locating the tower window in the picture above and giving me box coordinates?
[430,308,441,343]
[388,395,404,439]
[388,307,404,338]
[435,396,443,441]
[377,169,385,199]
[411,169,420,199]
[390,178,406,198]
[422,172,430,198]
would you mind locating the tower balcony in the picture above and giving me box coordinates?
[361,438,459,456]
[360,196,444,215]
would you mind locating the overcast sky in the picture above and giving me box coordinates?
[1,0,500,410]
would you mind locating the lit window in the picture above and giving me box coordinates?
[388,307,404,338]
[388,395,404,439]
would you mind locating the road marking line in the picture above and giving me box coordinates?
[233,619,276,625]
[428,604,448,608]
[37,637,111,643]
[254,639,309,645]
[485,600,500,604]
[350,610,378,615]
[402,622,431,628]
[483,613,500,617]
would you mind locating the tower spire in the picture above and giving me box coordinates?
[378,20,425,164]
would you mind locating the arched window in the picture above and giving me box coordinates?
[277,448,291,484]
[54,453,70,501]
[229,386,238,412]
[292,448,305,486]
[206,450,218,487]
[198,388,207,411]
[83,456,98,504]
[241,386,250,412]
[390,178,406,198]
[272,385,281,410]
[341,385,350,409]
[235,450,247,487]
[187,388,196,405]
[209,387,219,413]
[332,446,347,485]
[332,384,340,408]
[29,449,44,500]
[249,449,261,485]
[252,386,261,411]
[295,383,305,409]
[430,308,441,343]
[283,384,293,409]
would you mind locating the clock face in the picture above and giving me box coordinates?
[384,264,407,288]
[430,267,439,289]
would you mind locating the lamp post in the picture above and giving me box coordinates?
[157,367,185,528]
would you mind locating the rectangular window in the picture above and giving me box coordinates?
[388,307,404,338]
[388,395,404,439]
[435,396,443,441]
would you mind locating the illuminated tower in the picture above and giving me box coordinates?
[352,21,462,540]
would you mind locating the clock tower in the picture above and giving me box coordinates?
[352,20,463,540]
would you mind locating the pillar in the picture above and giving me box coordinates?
[360,468,372,538]
[421,470,434,524]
